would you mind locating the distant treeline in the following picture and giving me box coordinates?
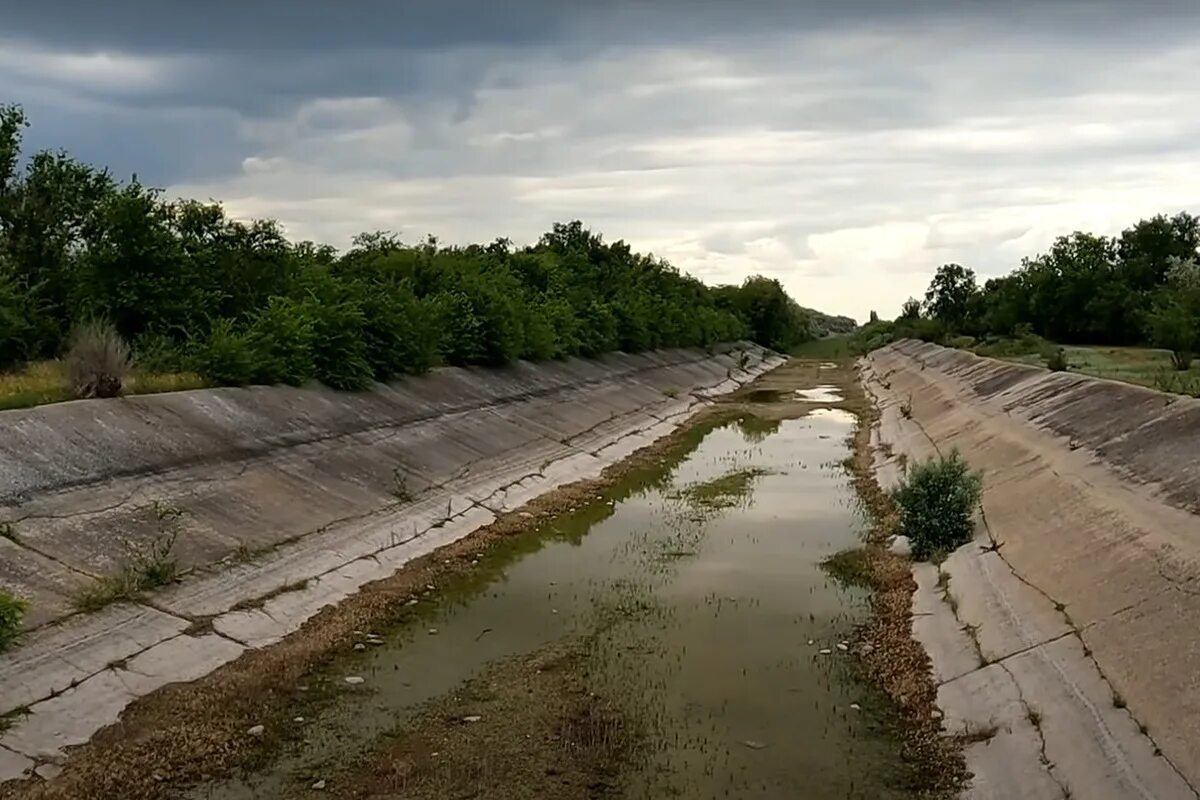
[0,105,815,390]
[860,211,1200,368]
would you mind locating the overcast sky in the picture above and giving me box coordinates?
[4,1,1200,320]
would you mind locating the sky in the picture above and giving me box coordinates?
[4,1,1200,321]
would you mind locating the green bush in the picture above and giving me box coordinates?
[357,284,440,379]
[0,591,25,650]
[891,451,983,560]
[1044,346,1069,372]
[307,298,373,390]
[246,296,316,385]
[189,319,257,386]
[132,332,188,373]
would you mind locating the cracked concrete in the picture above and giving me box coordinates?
[866,340,1200,799]
[0,343,781,783]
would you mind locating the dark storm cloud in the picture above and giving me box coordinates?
[4,0,1200,317]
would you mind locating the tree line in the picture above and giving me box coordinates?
[861,211,1200,369]
[0,105,815,394]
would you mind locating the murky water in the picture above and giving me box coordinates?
[191,407,914,799]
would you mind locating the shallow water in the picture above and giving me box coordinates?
[191,410,913,799]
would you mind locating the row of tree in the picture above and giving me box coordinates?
[0,105,814,391]
[875,211,1200,368]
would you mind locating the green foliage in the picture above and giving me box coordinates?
[1145,258,1200,370]
[713,275,811,351]
[892,451,983,561]
[0,591,24,650]
[189,319,257,386]
[1045,346,1069,372]
[902,213,1200,353]
[924,264,978,329]
[0,106,817,397]
[65,320,131,399]
[246,296,316,385]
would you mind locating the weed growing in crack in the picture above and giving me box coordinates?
[392,468,415,503]
[73,501,184,611]
[0,592,26,651]
[0,521,18,543]
[1112,692,1127,709]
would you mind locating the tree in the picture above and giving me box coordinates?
[899,298,922,320]
[923,264,978,331]
[1146,257,1200,370]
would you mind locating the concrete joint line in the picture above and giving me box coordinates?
[996,659,1071,799]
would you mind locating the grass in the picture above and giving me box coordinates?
[994,344,1200,395]
[0,591,26,651]
[668,467,770,512]
[73,529,181,612]
[790,336,854,359]
[0,359,208,412]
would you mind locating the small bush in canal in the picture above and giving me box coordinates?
[892,451,982,560]
[0,591,26,651]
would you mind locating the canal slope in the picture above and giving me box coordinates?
[865,339,1200,800]
[0,344,780,786]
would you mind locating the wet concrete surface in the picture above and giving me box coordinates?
[189,401,916,799]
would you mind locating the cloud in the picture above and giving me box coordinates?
[4,1,1200,320]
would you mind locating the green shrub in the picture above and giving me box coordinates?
[246,296,316,385]
[132,332,187,373]
[1044,346,1069,372]
[358,285,441,379]
[0,591,25,650]
[65,320,131,399]
[190,319,257,386]
[307,298,373,390]
[892,451,983,560]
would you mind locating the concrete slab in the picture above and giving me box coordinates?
[910,563,981,685]
[937,665,1064,800]
[0,603,187,715]
[117,634,246,696]
[0,539,86,630]
[1,669,136,761]
[943,545,1072,664]
[1004,634,1194,800]
[0,746,34,783]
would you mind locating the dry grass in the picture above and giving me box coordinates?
[330,643,632,800]
[0,359,206,411]
[65,321,131,399]
[833,360,971,796]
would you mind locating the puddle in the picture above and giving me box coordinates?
[795,385,844,402]
[745,388,784,403]
[190,411,915,799]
